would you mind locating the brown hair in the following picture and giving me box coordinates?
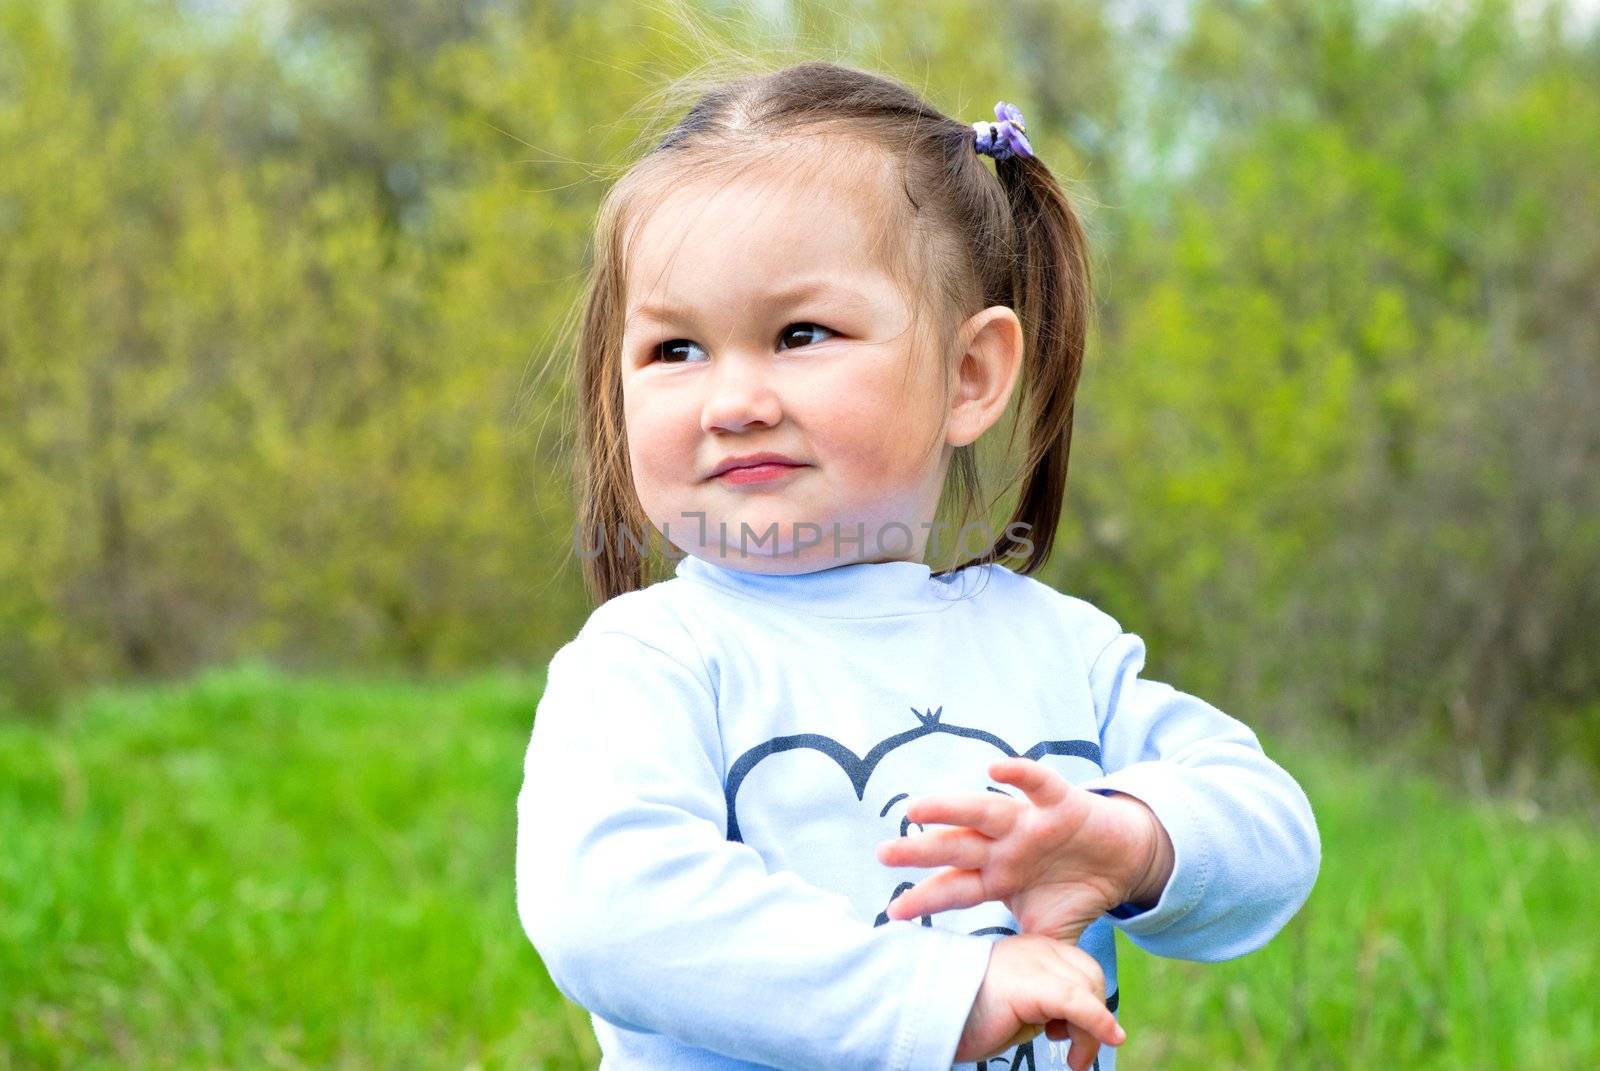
[555,60,1093,605]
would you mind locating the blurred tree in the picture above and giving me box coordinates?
[0,0,1594,802]
[1066,0,1600,795]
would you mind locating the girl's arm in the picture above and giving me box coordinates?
[516,627,995,1071]
[1069,608,1322,962]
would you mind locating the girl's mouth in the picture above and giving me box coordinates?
[716,462,807,486]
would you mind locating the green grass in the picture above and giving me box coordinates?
[1,663,1594,1069]
[0,662,597,1070]
[1118,738,1599,1068]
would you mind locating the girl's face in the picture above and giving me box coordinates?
[619,164,957,573]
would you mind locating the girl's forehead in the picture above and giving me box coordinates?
[623,163,904,304]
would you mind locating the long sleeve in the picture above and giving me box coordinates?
[516,627,995,1071]
[1070,611,1321,962]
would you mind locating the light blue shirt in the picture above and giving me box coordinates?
[516,553,1321,1070]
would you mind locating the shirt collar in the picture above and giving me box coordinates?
[672,552,989,618]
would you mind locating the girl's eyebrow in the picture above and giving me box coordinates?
[627,278,875,325]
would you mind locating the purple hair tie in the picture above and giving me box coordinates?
[972,101,1034,162]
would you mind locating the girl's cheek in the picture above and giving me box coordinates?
[624,395,684,453]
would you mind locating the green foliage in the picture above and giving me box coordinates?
[1053,0,1600,795]
[2,671,1595,1067]
[0,0,1595,793]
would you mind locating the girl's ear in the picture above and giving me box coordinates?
[945,306,1024,448]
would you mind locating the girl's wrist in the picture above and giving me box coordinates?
[1103,791,1176,908]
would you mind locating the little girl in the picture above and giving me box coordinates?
[516,61,1320,1071]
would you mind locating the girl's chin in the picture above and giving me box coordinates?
[663,516,845,560]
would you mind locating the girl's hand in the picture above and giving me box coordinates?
[874,757,1173,944]
[957,933,1124,1071]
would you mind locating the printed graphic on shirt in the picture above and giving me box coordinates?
[723,705,1119,1071]
[723,705,1102,843]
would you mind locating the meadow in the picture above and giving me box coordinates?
[2,663,1593,1069]
[5,2,1597,1067]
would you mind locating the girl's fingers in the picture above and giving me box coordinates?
[903,793,1014,839]
[1066,1021,1104,1071]
[876,826,990,870]
[883,867,985,919]
[1044,985,1124,1048]
[1054,944,1107,996]
[988,758,1069,809]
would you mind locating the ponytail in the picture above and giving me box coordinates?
[956,153,1093,576]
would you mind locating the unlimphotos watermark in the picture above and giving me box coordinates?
[573,512,1034,561]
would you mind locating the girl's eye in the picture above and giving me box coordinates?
[778,322,836,350]
[650,323,835,364]
[654,339,709,364]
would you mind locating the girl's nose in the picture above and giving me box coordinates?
[700,354,782,433]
